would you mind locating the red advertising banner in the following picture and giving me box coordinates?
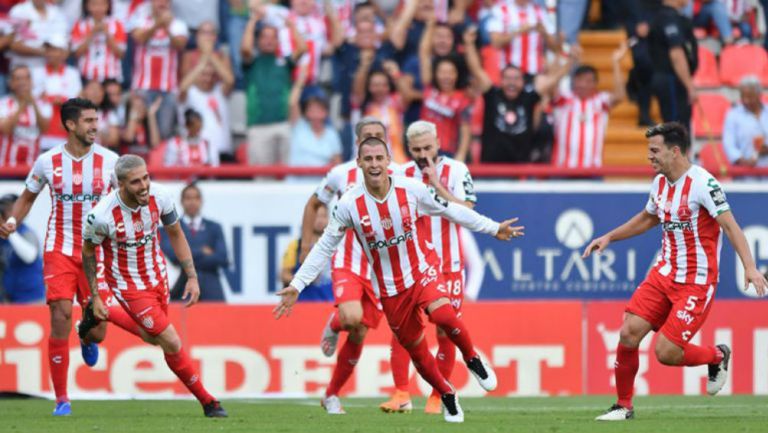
[586,300,768,395]
[0,302,583,398]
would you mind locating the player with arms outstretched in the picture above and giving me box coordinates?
[584,122,767,421]
[275,137,524,423]
[82,155,227,417]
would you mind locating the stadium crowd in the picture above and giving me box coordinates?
[0,0,763,175]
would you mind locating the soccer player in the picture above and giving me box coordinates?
[583,122,768,421]
[381,120,477,414]
[0,97,141,416]
[299,117,390,414]
[82,154,227,418]
[275,136,524,423]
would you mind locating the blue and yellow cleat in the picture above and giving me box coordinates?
[53,401,71,416]
[80,338,99,367]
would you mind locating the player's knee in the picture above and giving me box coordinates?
[50,306,72,329]
[618,325,644,348]
[339,311,363,329]
[654,343,683,366]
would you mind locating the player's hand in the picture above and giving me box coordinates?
[0,219,17,239]
[495,217,524,241]
[92,297,109,321]
[582,235,610,258]
[423,157,439,187]
[273,286,299,319]
[182,277,201,307]
[745,267,768,297]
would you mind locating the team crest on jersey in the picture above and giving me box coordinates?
[141,315,154,329]
[381,218,393,230]
[678,205,692,220]
[73,173,83,185]
[133,221,144,233]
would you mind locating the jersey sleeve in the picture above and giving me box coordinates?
[70,21,86,48]
[661,16,684,48]
[697,175,731,218]
[25,156,48,193]
[314,166,343,205]
[414,179,499,235]
[83,209,108,245]
[455,163,477,204]
[645,175,660,214]
[155,186,180,226]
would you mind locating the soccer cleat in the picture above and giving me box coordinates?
[441,393,464,423]
[320,313,340,358]
[424,394,442,414]
[79,336,99,367]
[466,355,497,391]
[77,299,100,340]
[321,395,346,415]
[595,404,634,421]
[52,401,71,416]
[707,344,731,396]
[379,390,412,413]
[203,400,228,418]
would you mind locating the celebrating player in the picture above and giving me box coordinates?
[0,98,141,416]
[583,122,767,421]
[275,136,525,423]
[299,117,392,415]
[380,120,477,414]
[82,155,227,417]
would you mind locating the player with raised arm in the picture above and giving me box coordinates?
[0,98,141,416]
[381,120,478,414]
[82,155,227,418]
[583,122,767,421]
[275,137,524,423]
[299,117,392,414]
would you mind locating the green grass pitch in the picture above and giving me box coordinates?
[1,396,767,433]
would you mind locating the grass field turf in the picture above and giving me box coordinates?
[2,396,766,433]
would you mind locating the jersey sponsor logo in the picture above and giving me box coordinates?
[662,221,693,232]
[117,232,154,249]
[360,215,372,228]
[53,166,63,177]
[53,193,102,202]
[710,188,726,206]
[367,231,413,250]
[676,309,695,325]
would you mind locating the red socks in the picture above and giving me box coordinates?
[430,334,456,397]
[615,344,639,408]
[48,338,70,403]
[164,349,214,406]
[405,337,452,395]
[389,335,411,392]
[428,304,477,362]
[330,312,342,333]
[326,337,364,397]
[107,305,141,336]
[682,344,721,366]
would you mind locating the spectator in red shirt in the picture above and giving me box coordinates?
[71,0,127,83]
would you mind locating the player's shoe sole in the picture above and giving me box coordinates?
[441,393,464,423]
[466,355,497,391]
[52,401,71,416]
[707,344,731,396]
[79,336,99,367]
[595,404,634,421]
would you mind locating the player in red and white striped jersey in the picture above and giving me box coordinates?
[0,65,52,167]
[487,0,559,76]
[383,120,477,414]
[0,98,142,416]
[82,154,227,418]
[552,43,628,169]
[71,0,128,83]
[299,118,392,414]
[130,0,189,92]
[584,122,768,421]
[277,136,524,423]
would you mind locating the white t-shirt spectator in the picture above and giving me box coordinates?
[183,84,232,156]
[8,1,68,68]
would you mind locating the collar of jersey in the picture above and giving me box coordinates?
[362,176,394,204]
[61,144,95,162]
[665,164,694,186]
[116,191,142,214]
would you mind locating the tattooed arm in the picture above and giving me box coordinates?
[83,240,109,319]
[164,221,200,306]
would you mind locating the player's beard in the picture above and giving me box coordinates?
[75,129,97,147]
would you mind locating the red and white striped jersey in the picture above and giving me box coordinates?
[399,157,477,273]
[131,16,189,91]
[314,160,370,278]
[297,176,498,298]
[552,88,611,169]
[25,144,118,258]
[645,165,730,285]
[486,1,555,75]
[280,12,327,83]
[71,17,128,82]
[31,64,83,150]
[0,96,53,167]
[84,184,178,292]
[163,135,216,167]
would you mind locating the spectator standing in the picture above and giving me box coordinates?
[81,79,120,150]
[32,35,82,152]
[71,0,128,83]
[8,0,67,69]
[161,183,229,302]
[179,20,231,79]
[722,76,768,167]
[241,9,306,165]
[648,0,698,128]
[0,193,44,304]
[0,65,51,167]
[280,205,333,301]
[0,7,15,96]
[164,108,218,167]
[552,43,628,169]
[120,93,161,157]
[179,23,234,162]
[130,0,189,139]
